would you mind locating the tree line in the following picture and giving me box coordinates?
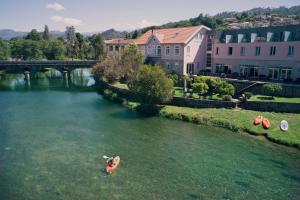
[0,25,105,61]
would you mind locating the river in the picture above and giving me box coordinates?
[0,70,299,200]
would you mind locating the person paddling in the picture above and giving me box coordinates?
[103,155,121,174]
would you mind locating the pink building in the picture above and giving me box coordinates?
[211,25,300,81]
[104,38,134,57]
[135,26,211,75]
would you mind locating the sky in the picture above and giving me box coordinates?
[0,0,299,32]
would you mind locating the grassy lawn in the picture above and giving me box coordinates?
[250,95,300,103]
[160,106,300,148]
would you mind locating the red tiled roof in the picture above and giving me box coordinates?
[104,38,133,45]
[135,26,207,45]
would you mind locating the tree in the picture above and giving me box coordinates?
[22,40,43,60]
[92,55,121,83]
[89,34,104,60]
[130,65,173,105]
[75,32,85,59]
[131,30,138,39]
[215,81,235,97]
[192,82,209,98]
[43,25,51,40]
[44,40,65,60]
[119,44,144,86]
[65,26,77,60]
[10,37,24,59]
[0,39,10,60]
[25,29,42,41]
[262,83,282,98]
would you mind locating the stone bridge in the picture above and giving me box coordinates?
[0,60,98,73]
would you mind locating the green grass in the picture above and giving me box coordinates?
[250,95,300,103]
[160,106,300,149]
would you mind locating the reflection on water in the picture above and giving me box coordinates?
[0,68,95,90]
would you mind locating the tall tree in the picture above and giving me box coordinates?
[43,25,51,40]
[65,26,77,60]
[89,34,104,60]
[75,32,85,59]
[44,40,65,60]
[10,37,24,60]
[25,29,42,41]
[0,39,10,60]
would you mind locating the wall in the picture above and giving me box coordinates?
[171,97,236,108]
[239,101,300,113]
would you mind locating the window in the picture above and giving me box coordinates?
[187,46,190,53]
[186,63,194,74]
[175,46,180,56]
[174,62,179,69]
[240,47,245,56]
[206,53,212,67]
[215,64,229,74]
[115,46,119,51]
[270,46,276,56]
[228,47,233,55]
[165,46,170,56]
[109,45,113,51]
[280,68,292,80]
[165,62,171,70]
[216,47,219,55]
[157,46,161,56]
[268,68,279,80]
[288,46,294,56]
[197,33,203,40]
[255,46,261,56]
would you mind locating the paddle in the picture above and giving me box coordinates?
[103,155,110,160]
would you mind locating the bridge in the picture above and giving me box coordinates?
[0,60,98,80]
[0,60,98,73]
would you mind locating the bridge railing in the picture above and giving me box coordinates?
[0,60,98,66]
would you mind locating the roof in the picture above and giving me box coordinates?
[135,25,209,45]
[104,38,133,45]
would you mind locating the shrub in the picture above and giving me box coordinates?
[130,65,174,105]
[216,81,235,97]
[167,73,179,86]
[262,83,282,97]
[192,82,209,98]
[244,92,253,99]
[222,95,232,101]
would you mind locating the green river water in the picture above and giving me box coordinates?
[0,70,300,200]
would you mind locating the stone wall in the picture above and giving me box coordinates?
[239,101,300,113]
[171,97,236,108]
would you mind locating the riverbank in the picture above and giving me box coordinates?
[100,84,300,150]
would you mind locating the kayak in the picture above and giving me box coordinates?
[253,116,264,126]
[106,156,120,174]
[262,118,270,129]
[280,120,288,132]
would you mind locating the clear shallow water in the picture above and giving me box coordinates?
[0,73,300,200]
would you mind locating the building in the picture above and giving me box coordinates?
[211,25,300,81]
[135,25,211,75]
[104,38,134,57]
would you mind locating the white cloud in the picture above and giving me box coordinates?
[51,16,82,26]
[46,3,65,11]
